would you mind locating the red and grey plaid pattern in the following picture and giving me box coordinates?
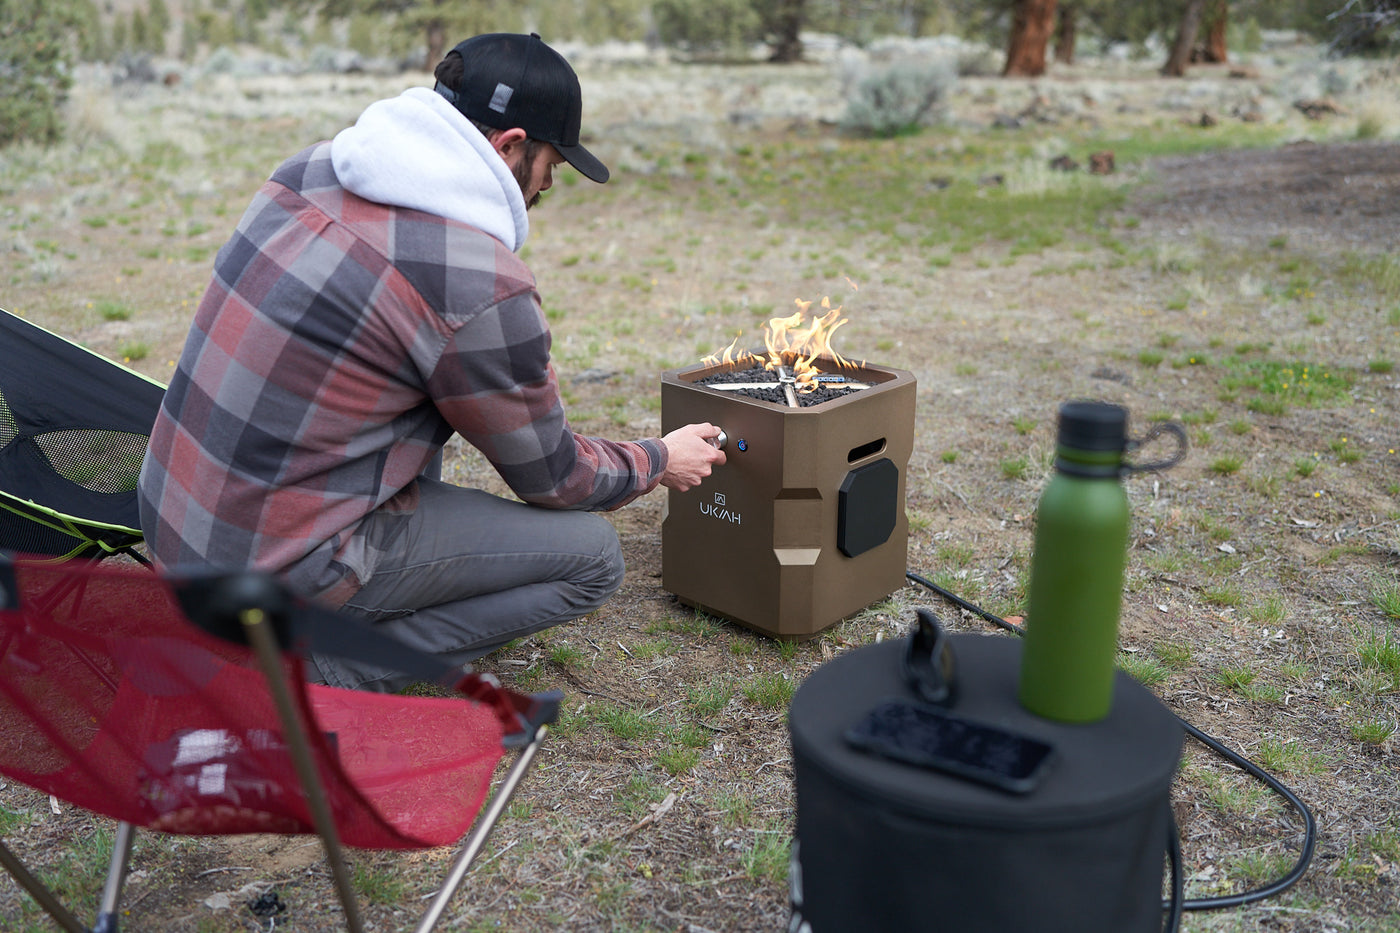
[139,143,664,602]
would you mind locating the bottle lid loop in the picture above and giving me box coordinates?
[1123,421,1189,475]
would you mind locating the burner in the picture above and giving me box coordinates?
[696,365,871,407]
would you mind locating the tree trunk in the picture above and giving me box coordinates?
[1054,1,1077,65]
[1162,0,1207,77]
[1203,0,1228,63]
[767,0,805,63]
[906,0,936,37]
[423,18,446,73]
[1003,0,1058,77]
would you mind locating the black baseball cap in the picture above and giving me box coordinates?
[434,32,609,184]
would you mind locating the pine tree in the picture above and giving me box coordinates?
[0,0,97,147]
[149,0,172,54]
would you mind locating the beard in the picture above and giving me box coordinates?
[514,141,544,210]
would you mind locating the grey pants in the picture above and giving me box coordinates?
[311,477,624,692]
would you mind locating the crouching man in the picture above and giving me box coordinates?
[139,33,724,691]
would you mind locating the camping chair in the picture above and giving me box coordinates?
[0,308,166,563]
[0,551,561,933]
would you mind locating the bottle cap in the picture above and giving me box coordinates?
[1058,401,1128,452]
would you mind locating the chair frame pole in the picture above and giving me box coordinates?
[240,608,366,933]
[413,725,549,933]
[92,820,137,933]
[0,837,88,933]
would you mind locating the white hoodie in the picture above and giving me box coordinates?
[329,86,530,253]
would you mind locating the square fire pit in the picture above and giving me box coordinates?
[660,359,916,639]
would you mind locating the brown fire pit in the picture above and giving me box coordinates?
[660,354,916,639]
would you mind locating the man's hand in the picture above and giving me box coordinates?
[660,423,727,491]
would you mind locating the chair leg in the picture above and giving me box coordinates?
[240,609,365,933]
[0,837,87,933]
[412,725,550,933]
[91,821,137,933]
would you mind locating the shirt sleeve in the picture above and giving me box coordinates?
[425,288,667,510]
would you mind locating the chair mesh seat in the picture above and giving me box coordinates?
[0,559,508,849]
[33,428,148,494]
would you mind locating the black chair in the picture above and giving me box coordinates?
[0,308,166,562]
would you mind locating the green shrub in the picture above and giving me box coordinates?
[840,55,957,138]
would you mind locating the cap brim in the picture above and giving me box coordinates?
[557,142,609,184]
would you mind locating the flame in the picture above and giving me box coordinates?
[700,296,858,392]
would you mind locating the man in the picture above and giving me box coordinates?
[138,33,725,692]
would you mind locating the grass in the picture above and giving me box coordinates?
[937,542,977,567]
[1254,738,1327,775]
[686,679,734,717]
[1155,641,1192,671]
[1196,767,1270,818]
[655,746,701,775]
[1227,850,1297,888]
[1201,583,1242,607]
[1119,652,1169,687]
[645,613,724,639]
[5,49,1399,933]
[1370,578,1400,620]
[1000,456,1029,480]
[1331,437,1363,464]
[1357,627,1400,691]
[352,861,408,906]
[550,643,587,667]
[617,773,668,820]
[1209,455,1243,475]
[669,720,710,749]
[95,299,133,321]
[594,704,657,741]
[1217,665,1258,691]
[1349,719,1396,745]
[1246,594,1288,627]
[632,636,679,659]
[19,822,114,924]
[1222,359,1354,410]
[742,673,795,710]
[739,826,790,883]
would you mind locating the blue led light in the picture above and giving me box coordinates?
[737,438,748,452]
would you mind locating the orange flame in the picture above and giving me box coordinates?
[700,296,858,392]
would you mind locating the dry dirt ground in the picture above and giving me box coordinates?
[1,52,1399,933]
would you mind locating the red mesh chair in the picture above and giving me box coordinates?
[0,552,560,932]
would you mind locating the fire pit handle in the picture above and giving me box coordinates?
[709,429,728,450]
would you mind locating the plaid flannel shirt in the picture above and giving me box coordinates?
[138,142,666,602]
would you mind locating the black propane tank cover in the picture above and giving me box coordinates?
[837,458,899,558]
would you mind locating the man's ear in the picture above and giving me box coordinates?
[491,127,529,166]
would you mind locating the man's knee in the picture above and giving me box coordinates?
[574,517,625,608]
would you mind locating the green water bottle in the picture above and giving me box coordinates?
[1018,401,1185,723]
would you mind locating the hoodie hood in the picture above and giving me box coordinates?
[330,86,529,252]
